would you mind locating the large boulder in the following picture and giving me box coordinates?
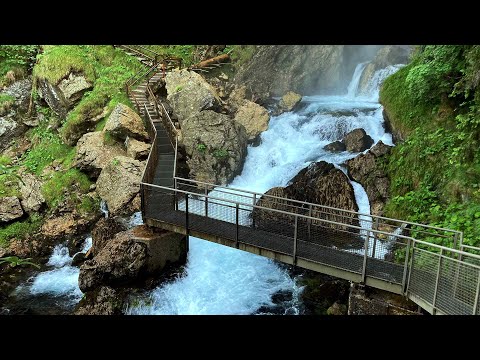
[324,140,346,152]
[346,141,392,216]
[0,197,23,223]
[37,73,92,119]
[358,46,411,95]
[74,131,126,178]
[3,78,32,113]
[78,229,148,292]
[254,161,359,236]
[274,91,302,115]
[183,110,248,185]
[96,156,145,216]
[104,103,149,142]
[126,138,151,160]
[57,73,92,104]
[165,69,222,122]
[91,217,127,257]
[343,128,374,152]
[74,286,123,315]
[234,100,270,141]
[19,173,45,214]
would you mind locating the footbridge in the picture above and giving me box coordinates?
[116,45,480,315]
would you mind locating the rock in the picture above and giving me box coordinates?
[41,212,95,241]
[57,73,92,104]
[75,286,123,315]
[37,73,92,119]
[343,128,374,152]
[358,46,412,95]
[275,91,302,115]
[346,141,392,216]
[0,118,18,151]
[63,106,109,146]
[254,161,359,235]
[37,78,70,119]
[183,110,248,185]
[233,45,396,103]
[96,156,145,216]
[91,217,127,257]
[72,252,86,267]
[0,197,23,223]
[3,78,32,113]
[74,131,126,178]
[227,85,249,112]
[78,229,148,292]
[234,100,270,141]
[19,173,45,214]
[327,302,347,315]
[126,138,151,160]
[165,69,222,122]
[104,103,149,142]
[324,140,346,152]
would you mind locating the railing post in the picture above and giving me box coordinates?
[361,232,369,283]
[293,215,298,266]
[371,217,379,258]
[473,271,480,315]
[185,194,189,235]
[204,185,209,217]
[406,244,415,295]
[174,178,178,211]
[401,238,412,292]
[432,248,444,314]
[307,204,312,241]
[252,194,256,228]
[140,183,145,221]
[235,203,239,249]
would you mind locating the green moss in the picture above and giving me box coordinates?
[41,168,92,209]
[33,45,96,84]
[380,45,480,247]
[143,45,196,67]
[103,131,118,146]
[22,125,72,175]
[77,195,100,215]
[0,214,43,248]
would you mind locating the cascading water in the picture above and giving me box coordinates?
[126,62,404,315]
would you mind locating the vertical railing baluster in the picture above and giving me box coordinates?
[293,215,298,266]
[401,238,412,293]
[371,217,379,258]
[361,232,369,283]
[205,185,209,217]
[235,203,239,249]
[174,178,178,211]
[473,271,480,315]
[252,194,256,229]
[185,194,189,235]
[307,204,312,241]
[406,244,415,295]
[432,248,444,314]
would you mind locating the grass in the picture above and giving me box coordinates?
[76,195,100,215]
[41,168,92,209]
[0,94,15,114]
[0,214,43,248]
[143,45,196,67]
[21,124,72,176]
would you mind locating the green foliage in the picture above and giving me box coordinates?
[21,124,72,175]
[0,45,37,80]
[0,214,43,248]
[174,85,183,93]
[196,143,207,152]
[380,45,480,248]
[41,168,92,209]
[212,148,229,158]
[0,256,40,269]
[111,158,120,166]
[230,45,257,67]
[103,131,118,146]
[0,158,22,197]
[77,195,100,215]
[144,45,196,67]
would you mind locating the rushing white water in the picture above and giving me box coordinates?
[100,200,109,219]
[27,236,92,301]
[127,62,403,315]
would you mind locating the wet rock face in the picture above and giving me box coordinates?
[0,197,23,223]
[346,141,392,216]
[78,230,148,293]
[91,217,127,257]
[343,128,374,152]
[96,156,145,216]
[19,173,45,214]
[233,100,270,141]
[75,286,123,315]
[323,140,346,152]
[273,91,303,116]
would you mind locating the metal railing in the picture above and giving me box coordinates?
[122,44,480,315]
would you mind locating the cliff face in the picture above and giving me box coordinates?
[232,45,384,101]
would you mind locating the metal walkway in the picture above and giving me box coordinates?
[119,45,480,315]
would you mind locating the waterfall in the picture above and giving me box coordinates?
[126,62,403,315]
[100,200,109,219]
